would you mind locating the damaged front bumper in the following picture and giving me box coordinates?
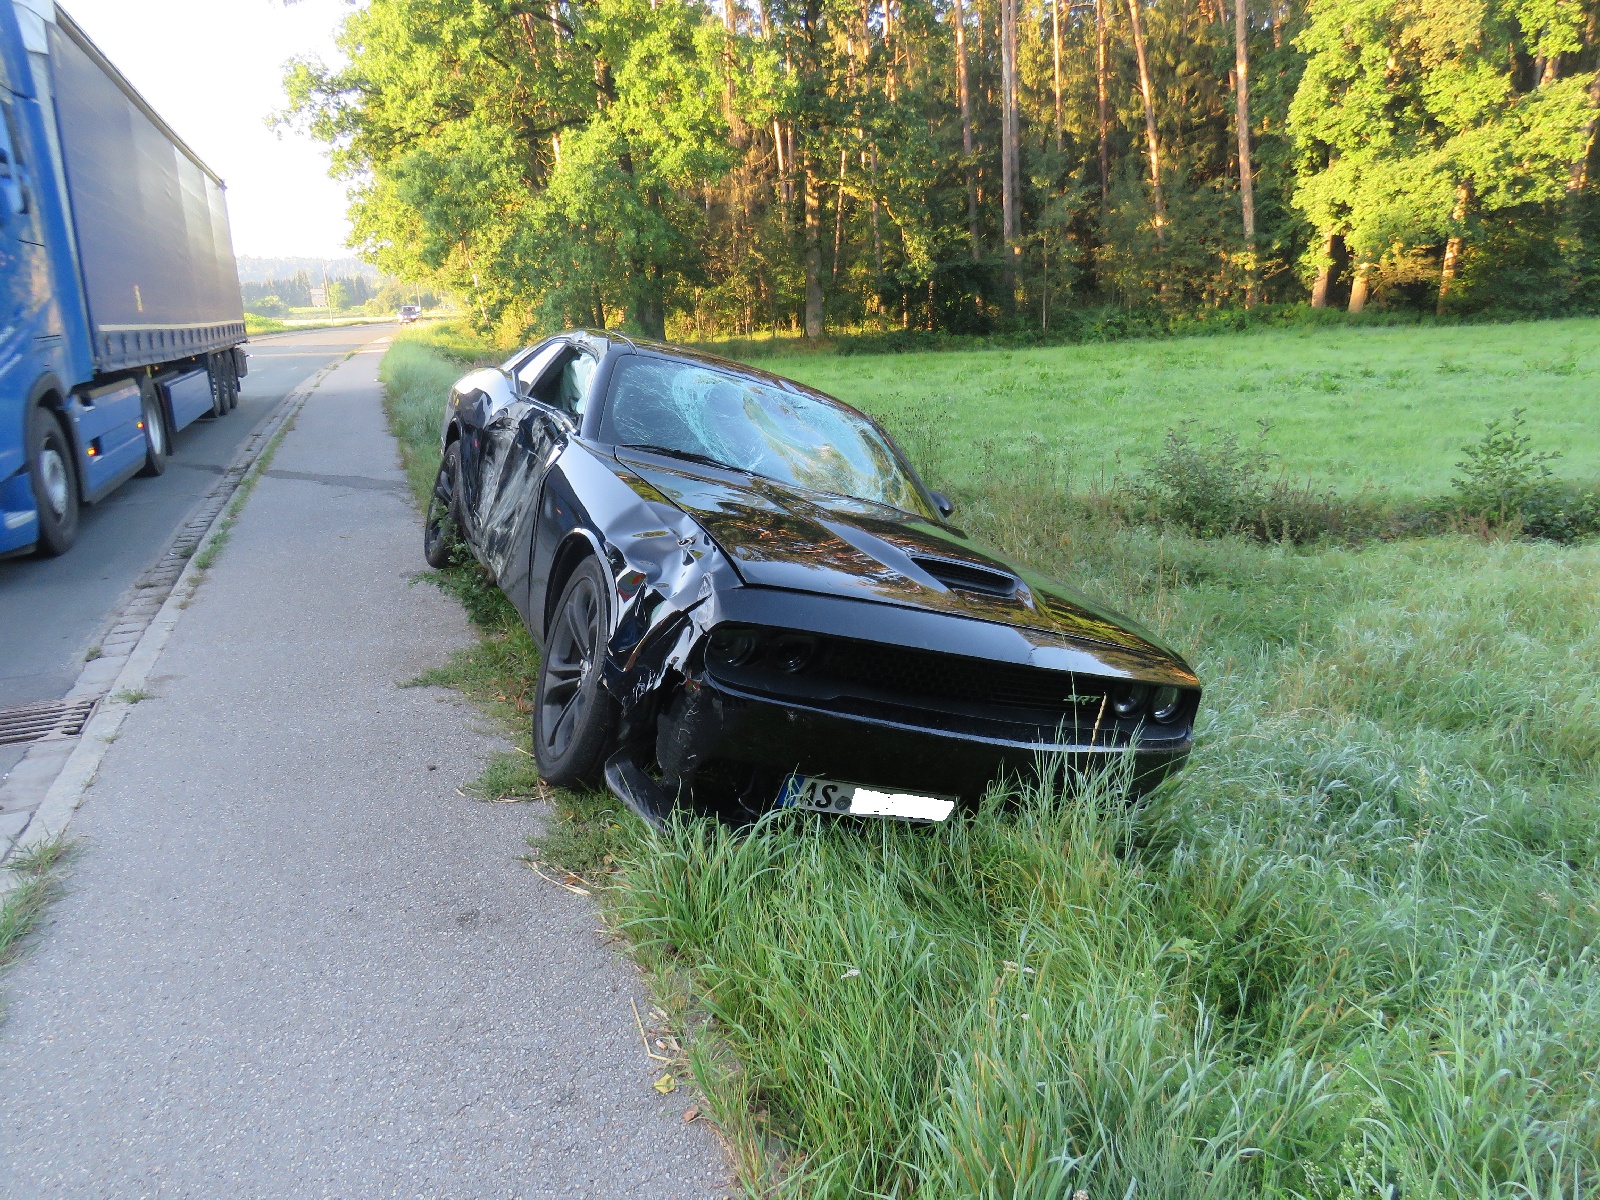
[597,586,1196,829]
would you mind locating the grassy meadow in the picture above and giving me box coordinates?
[382,319,1600,1198]
[762,318,1600,499]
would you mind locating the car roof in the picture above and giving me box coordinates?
[567,330,825,398]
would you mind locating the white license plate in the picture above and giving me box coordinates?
[778,774,956,823]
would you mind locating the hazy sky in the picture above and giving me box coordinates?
[63,0,357,258]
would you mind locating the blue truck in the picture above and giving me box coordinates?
[1,0,247,557]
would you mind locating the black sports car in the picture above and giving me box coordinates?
[424,331,1199,826]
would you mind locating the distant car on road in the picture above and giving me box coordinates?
[424,332,1201,827]
[397,305,421,324]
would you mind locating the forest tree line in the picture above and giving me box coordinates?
[241,271,376,311]
[284,0,1600,339]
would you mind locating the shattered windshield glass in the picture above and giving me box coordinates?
[602,356,930,516]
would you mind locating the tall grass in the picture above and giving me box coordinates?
[382,321,1600,1198]
[608,520,1600,1197]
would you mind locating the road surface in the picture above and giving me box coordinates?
[0,342,728,1197]
[0,325,391,766]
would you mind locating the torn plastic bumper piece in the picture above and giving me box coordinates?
[603,748,675,830]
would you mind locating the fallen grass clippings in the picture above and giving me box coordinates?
[380,320,1600,1198]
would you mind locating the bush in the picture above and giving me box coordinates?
[1134,422,1380,544]
[1449,410,1600,542]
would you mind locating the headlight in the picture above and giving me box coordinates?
[707,625,762,667]
[1110,684,1148,718]
[1150,685,1184,723]
[768,634,818,673]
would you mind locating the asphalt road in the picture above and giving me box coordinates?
[0,344,727,1196]
[0,324,394,715]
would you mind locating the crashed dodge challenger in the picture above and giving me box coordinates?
[424,331,1199,826]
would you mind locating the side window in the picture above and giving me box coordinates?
[556,351,598,417]
[514,342,566,395]
[0,95,33,228]
[527,346,598,418]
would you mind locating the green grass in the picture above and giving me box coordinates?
[764,317,1600,499]
[1,839,72,980]
[381,319,1600,1197]
[244,313,291,334]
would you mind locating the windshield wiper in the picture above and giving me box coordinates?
[618,443,744,473]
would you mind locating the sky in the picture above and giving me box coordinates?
[62,0,357,259]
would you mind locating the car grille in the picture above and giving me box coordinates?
[814,639,1108,714]
[704,631,1185,744]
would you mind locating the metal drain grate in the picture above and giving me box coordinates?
[0,696,99,747]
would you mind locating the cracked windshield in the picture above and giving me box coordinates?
[606,357,928,515]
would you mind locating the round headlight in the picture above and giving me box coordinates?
[1150,685,1184,723]
[707,626,762,667]
[768,634,818,673]
[1111,684,1148,718]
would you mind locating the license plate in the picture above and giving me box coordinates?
[778,774,956,823]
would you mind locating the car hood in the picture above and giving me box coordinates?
[617,452,1196,682]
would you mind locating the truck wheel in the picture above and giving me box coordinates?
[28,403,80,556]
[137,378,169,477]
[208,355,228,418]
[226,361,239,410]
[533,556,617,787]
[423,442,462,569]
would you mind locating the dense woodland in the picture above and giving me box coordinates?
[285,0,1600,339]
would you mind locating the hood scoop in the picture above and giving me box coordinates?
[909,554,1019,599]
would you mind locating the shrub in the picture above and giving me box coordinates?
[1134,422,1380,544]
[1449,410,1600,542]
[1450,408,1561,525]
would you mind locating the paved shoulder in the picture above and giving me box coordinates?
[0,345,728,1198]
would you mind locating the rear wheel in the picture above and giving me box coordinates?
[27,402,79,556]
[533,556,617,786]
[137,377,169,477]
[208,354,229,418]
[422,442,462,569]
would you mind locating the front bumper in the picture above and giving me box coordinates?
[607,670,1192,826]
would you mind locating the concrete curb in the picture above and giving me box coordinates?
[0,342,383,890]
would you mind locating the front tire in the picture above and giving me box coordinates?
[423,442,462,569]
[533,556,617,787]
[28,402,80,556]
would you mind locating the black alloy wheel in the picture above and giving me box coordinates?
[533,556,617,786]
[137,377,169,477]
[27,402,79,556]
[422,442,462,569]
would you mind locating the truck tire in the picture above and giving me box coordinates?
[208,354,228,418]
[226,355,240,410]
[137,377,169,477]
[28,402,80,556]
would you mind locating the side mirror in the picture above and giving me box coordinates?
[929,490,955,518]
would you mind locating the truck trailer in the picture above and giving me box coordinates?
[0,0,247,557]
